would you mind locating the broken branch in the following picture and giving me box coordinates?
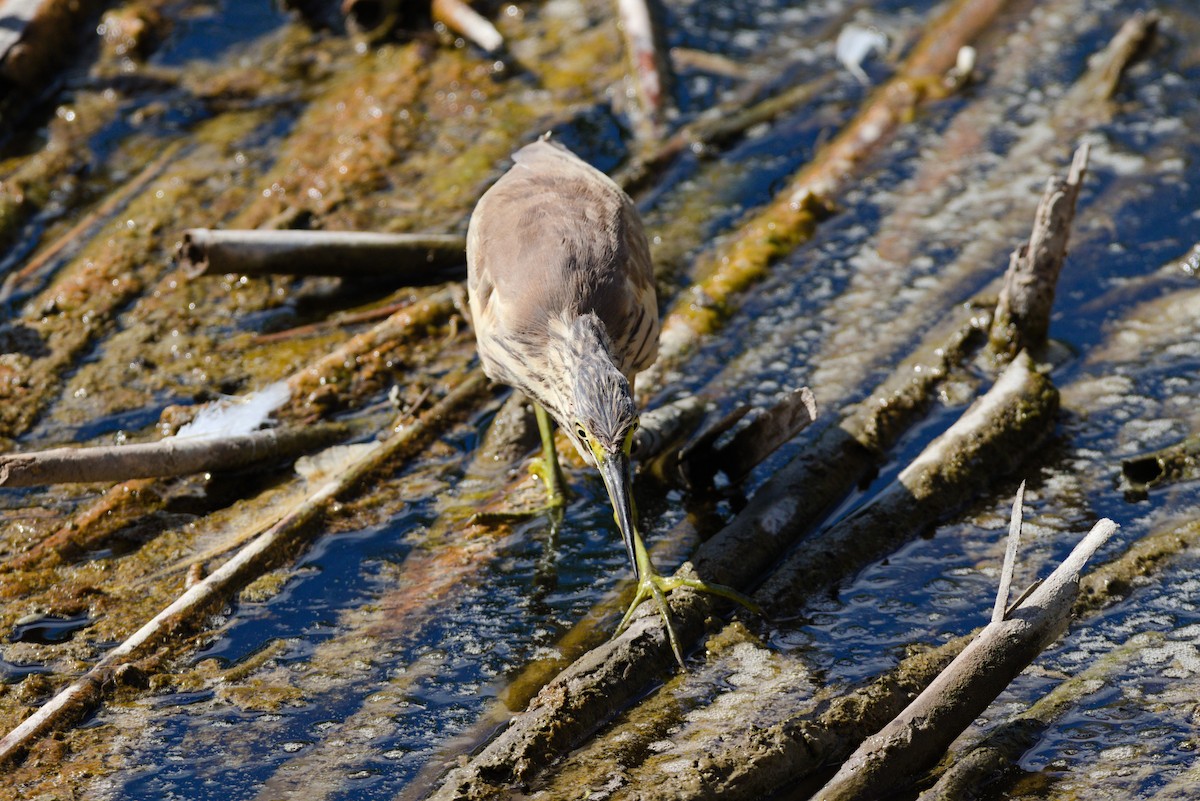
[0,423,348,487]
[178,228,466,280]
[812,518,1118,801]
[989,143,1090,358]
[432,0,503,54]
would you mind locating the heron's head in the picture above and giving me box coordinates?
[570,348,641,569]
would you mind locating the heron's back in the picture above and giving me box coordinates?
[467,140,658,385]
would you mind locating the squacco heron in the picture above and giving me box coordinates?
[466,139,754,665]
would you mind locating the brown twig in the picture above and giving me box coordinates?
[178,228,465,280]
[286,285,459,406]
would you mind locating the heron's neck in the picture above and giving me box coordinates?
[543,313,619,420]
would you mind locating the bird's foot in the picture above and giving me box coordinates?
[614,539,761,668]
[528,454,568,509]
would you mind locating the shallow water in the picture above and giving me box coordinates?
[2,0,1199,799]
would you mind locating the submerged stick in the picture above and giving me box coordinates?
[1075,11,1158,102]
[0,423,347,487]
[757,351,1059,614]
[812,518,1118,801]
[178,229,465,280]
[614,71,834,194]
[989,143,1089,358]
[0,370,489,768]
[0,140,188,304]
[1119,435,1200,500]
[287,285,458,405]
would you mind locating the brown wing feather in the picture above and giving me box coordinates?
[467,140,658,382]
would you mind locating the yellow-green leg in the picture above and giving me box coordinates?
[531,404,568,507]
[615,529,762,668]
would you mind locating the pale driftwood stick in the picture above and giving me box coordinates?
[668,46,754,80]
[0,369,489,769]
[0,423,347,487]
[178,229,466,280]
[615,0,674,143]
[678,516,1200,801]
[811,518,1118,801]
[756,351,1058,614]
[668,518,1200,801]
[919,630,1158,801]
[431,0,502,53]
[993,480,1025,623]
[988,143,1089,358]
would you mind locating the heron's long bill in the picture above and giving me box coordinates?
[597,450,639,574]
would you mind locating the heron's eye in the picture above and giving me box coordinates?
[576,426,588,441]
